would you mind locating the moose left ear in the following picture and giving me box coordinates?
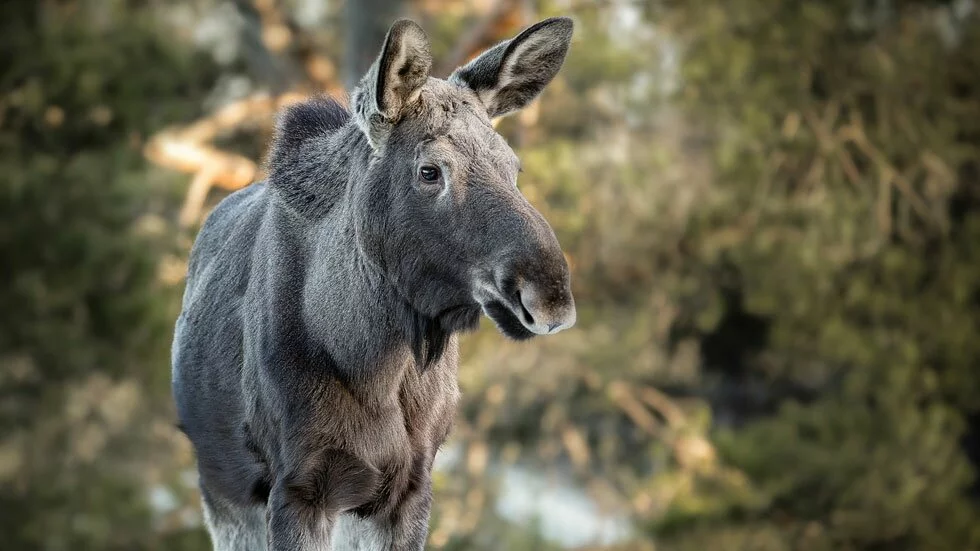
[353,19,432,148]
[449,17,573,118]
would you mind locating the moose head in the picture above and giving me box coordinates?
[347,17,577,342]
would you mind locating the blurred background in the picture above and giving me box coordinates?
[3,0,980,549]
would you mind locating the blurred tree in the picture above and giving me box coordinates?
[0,1,216,549]
[648,1,980,549]
[344,0,406,88]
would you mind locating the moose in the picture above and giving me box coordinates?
[172,16,576,551]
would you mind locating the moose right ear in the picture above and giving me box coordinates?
[449,17,573,118]
[351,19,432,150]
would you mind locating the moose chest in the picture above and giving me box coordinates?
[253,335,460,519]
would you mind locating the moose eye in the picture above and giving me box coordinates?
[419,165,440,183]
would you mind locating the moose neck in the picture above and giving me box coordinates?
[266,119,452,388]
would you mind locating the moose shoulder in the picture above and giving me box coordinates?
[172,16,575,551]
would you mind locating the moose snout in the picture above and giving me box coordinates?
[472,258,576,340]
[471,196,577,340]
[515,279,576,335]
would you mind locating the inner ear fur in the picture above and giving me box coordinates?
[353,19,432,148]
[449,16,574,118]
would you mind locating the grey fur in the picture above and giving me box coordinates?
[172,17,574,551]
[201,489,268,551]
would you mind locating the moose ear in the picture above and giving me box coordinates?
[352,19,432,148]
[449,17,573,118]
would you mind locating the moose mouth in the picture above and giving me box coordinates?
[482,300,537,341]
[436,303,483,334]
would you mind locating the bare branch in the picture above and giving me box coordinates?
[143,92,306,226]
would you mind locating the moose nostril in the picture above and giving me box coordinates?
[516,290,535,326]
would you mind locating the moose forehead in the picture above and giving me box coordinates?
[401,80,521,177]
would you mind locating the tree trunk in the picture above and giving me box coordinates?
[344,0,406,90]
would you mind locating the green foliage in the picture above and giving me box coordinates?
[648,1,980,549]
[0,1,215,549]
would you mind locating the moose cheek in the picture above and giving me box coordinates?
[413,180,445,198]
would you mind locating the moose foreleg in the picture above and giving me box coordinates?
[266,449,380,551]
[367,453,435,551]
[200,484,268,551]
[331,469,434,550]
[388,475,433,551]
